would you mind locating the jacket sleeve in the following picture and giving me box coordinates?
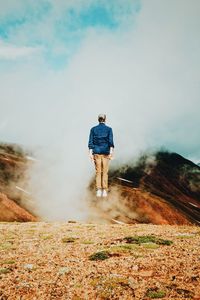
[88,128,94,149]
[108,128,114,148]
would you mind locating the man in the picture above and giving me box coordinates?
[88,114,114,197]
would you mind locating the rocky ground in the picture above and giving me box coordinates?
[0,222,200,300]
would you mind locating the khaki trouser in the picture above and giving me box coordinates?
[94,154,110,190]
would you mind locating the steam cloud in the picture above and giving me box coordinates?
[0,0,200,220]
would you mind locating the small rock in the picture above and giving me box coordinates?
[128,279,138,289]
[138,270,153,277]
[58,267,71,275]
[24,264,34,270]
[132,265,139,271]
[175,233,195,237]
[19,282,31,288]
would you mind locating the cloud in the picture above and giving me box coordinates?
[0,40,40,60]
[0,0,140,67]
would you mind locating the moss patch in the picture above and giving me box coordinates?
[1,260,15,265]
[89,251,110,261]
[123,235,173,246]
[61,237,78,243]
[142,243,160,249]
[146,289,166,298]
[81,240,94,244]
[0,242,15,250]
[0,268,11,274]
[106,243,139,254]
[40,234,53,240]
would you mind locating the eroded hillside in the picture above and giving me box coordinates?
[0,143,37,222]
[88,151,200,225]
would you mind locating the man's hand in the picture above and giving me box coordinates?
[89,153,94,161]
[109,147,114,160]
[89,149,94,161]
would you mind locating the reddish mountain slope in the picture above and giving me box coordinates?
[0,193,37,222]
[109,151,200,225]
[89,151,200,225]
[0,143,37,222]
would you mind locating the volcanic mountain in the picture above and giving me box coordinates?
[1,143,200,225]
[0,143,37,222]
[89,151,200,225]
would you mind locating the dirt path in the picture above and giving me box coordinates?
[0,222,200,300]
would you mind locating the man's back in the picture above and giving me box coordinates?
[88,123,114,155]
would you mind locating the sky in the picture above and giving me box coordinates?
[0,0,200,220]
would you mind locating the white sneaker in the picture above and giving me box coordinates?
[96,189,102,197]
[102,189,108,197]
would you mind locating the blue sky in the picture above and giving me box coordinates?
[0,0,141,68]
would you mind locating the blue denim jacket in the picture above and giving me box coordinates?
[88,123,114,155]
